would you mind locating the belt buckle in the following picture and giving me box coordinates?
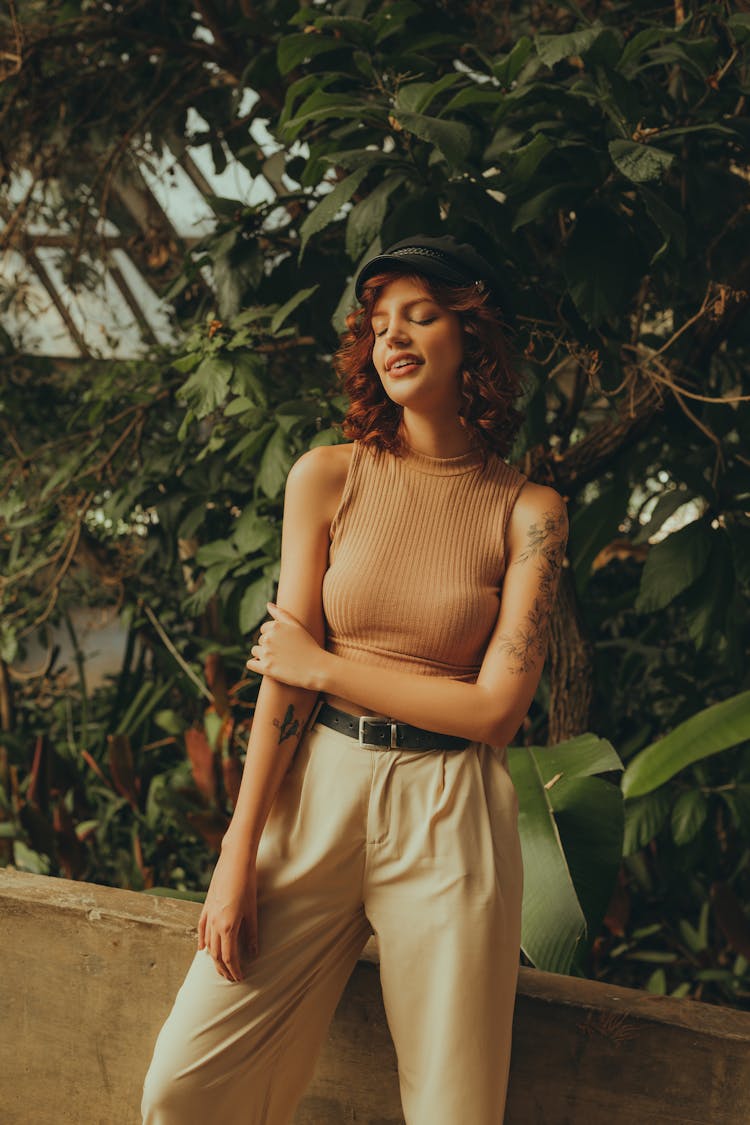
[358,715,399,750]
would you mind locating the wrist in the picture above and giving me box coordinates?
[312,648,337,694]
[221,823,260,861]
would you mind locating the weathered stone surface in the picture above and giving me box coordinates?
[2,869,749,1124]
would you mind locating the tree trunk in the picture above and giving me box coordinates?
[547,566,594,743]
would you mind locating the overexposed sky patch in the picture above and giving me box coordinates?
[0,95,284,358]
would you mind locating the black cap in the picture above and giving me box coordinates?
[354,234,511,321]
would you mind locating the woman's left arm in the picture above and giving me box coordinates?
[248,483,568,747]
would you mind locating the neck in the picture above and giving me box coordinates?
[398,415,477,459]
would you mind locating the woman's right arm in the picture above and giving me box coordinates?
[197,446,338,982]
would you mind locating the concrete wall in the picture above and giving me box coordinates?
[2,868,750,1124]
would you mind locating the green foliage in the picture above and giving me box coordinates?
[1,0,749,1002]
[0,611,246,893]
[622,691,750,798]
[508,734,624,973]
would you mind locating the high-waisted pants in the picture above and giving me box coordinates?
[141,712,524,1125]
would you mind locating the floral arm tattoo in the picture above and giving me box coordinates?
[272,704,301,745]
[495,505,569,675]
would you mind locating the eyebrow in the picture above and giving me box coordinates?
[371,297,437,319]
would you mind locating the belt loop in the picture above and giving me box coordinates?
[308,696,325,730]
[390,721,399,749]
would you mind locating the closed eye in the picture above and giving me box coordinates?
[373,317,437,338]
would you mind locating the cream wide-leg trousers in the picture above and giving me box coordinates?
[141,711,523,1125]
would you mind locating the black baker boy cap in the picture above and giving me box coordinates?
[354,233,514,326]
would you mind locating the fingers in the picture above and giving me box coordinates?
[197,909,206,950]
[207,925,234,982]
[203,918,232,981]
[247,900,259,963]
[264,603,298,627]
[221,929,243,983]
[204,921,249,983]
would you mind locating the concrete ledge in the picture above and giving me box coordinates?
[2,869,750,1124]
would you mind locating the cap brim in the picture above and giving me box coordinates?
[354,254,469,301]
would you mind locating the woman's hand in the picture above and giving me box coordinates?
[197,841,258,982]
[246,602,324,690]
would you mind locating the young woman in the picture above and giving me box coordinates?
[141,234,569,1124]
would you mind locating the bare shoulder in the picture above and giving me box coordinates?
[506,481,569,561]
[512,480,568,523]
[286,442,354,527]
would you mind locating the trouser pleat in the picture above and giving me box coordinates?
[140,721,522,1125]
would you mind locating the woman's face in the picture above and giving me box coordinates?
[369,275,464,414]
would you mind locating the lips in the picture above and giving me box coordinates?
[386,353,424,372]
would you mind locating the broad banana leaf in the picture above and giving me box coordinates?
[621,690,750,799]
[508,734,623,974]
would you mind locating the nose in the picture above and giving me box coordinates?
[383,315,411,345]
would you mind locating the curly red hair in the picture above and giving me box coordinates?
[333,270,525,468]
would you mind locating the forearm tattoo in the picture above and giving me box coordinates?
[272,704,301,745]
[495,506,569,675]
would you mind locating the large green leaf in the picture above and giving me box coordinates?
[508,733,623,973]
[508,133,555,184]
[492,36,533,85]
[393,110,472,165]
[635,518,713,613]
[682,531,734,650]
[395,74,464,115]
[345,175,406,261]
[530,733,623,782]
[257,426,294,499]
[623,788,672,855]
[299,167,371,257]
[372,1,424,45]
[176,357,233,418]
[617,24,689,75]
[239,574,276,634]
[671,790,707,845]
[443,87,503,115]
[551,774,624,952]
[270,285,318,334]
[535,25,607,68]
[510,181,582,230]
[621,691,750,798]
[508,745,585,973]
[195,538,239,566]
[233,509,276,555]
[306,15,375,50]
[609,139,675,183]
[277,34,344,77]
[284,98,385,141]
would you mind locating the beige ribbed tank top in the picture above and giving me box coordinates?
[321,438,528,683]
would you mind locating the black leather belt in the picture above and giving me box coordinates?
[315,701,470,752]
